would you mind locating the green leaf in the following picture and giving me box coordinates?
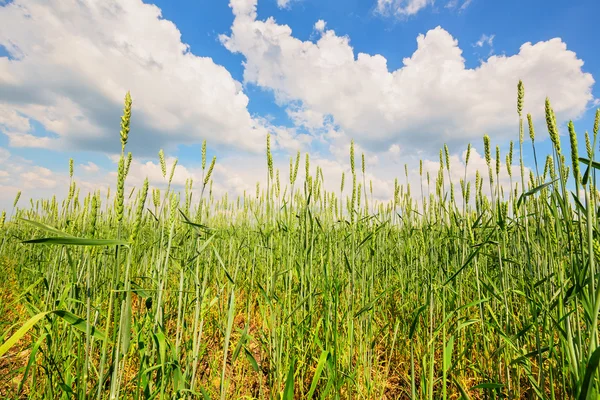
[579,157,600,170]
[0,310,105,358]
[578,345,600,400]
[200,387,211,400]
[0,312,50,358]
[307,350,329,399]
[19,218,75,237]
[244,348,260,373]
[582,165,591,186]
[409,305,427,339]
[443,335,455,373]
[472,382,504,389]
[22,237,128,246]
[52,310,106,341]
[516,179,558,208]
[18,332,48,394]
[283,358,296,400]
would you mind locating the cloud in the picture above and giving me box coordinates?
[0,0,291,155]
[378,0,473,17]
[460,0,474,10]
[80,161,99,173]
[474,33,495,48]
[376,0,432,17]
[277,0,301,9]
[221,2,595,155]
[314,20,326,32]
[447,0,474,11]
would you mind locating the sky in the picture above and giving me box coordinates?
[0,0,598,211]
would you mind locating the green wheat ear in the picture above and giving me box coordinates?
[545,98,561,154]
[119,91,132,152]
[465,143,471,166]
[568,121,580,183]
[517,80,524,116]
[69,158,74,178]
[266,134,273,180]
[527,113,535,142]
[483,135,491,167]
[361,153,365,175]
[124,152,132,178]
[0,210,5,229]
[168,158,178,185]
[116,157,125,222]
[350,140,355,175]
[204,156,216,186]
[594,108,600,137]
[444,144,450,171]
[130,177,149,243]
[13,191,21,208]
[305,153,310,181]
[201,140,207,170]
[585,131,592,159]
[495,146,500,176]
[507,141,513,177]
[158,149,166,178]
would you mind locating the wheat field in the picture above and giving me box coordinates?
[1,83,600,399]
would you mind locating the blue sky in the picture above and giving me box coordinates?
[0,0,598,208]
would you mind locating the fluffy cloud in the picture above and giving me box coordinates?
[221,1,595,155]
[314,20,326,33]
[0,0,295,155]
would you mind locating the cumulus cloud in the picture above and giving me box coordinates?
[221,1,595,155]
[314,20,327,32]
[0,0,299,155]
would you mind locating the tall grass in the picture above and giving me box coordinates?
[1,85,600,399]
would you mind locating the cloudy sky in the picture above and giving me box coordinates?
[0,0,598,210]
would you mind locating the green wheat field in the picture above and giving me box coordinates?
[2,82,600,399]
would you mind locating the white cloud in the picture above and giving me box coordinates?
[388,144,401,155]
[379,0,473,16]
[80,161,99,173]
[277,0,299,9]
[475,33,495,48]
[0,0,295,155]
[460,0,474,10]
[20,166,57,189]
[221,2,595,155]
[314,20,326,32]
[376,0,432,17]
[447,0,474,11]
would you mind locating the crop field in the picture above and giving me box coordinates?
[2,84,600,399]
